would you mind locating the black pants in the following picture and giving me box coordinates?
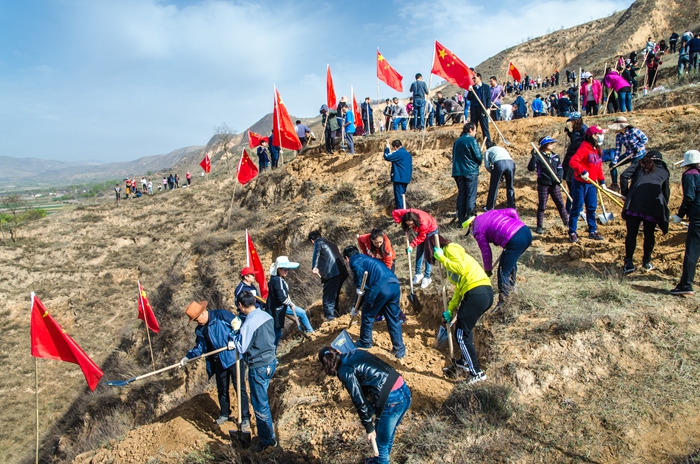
[325,129,339,154]
[213,359,250,420]
[486,160,515,210]
[679,217,700,291]
[454,174,478,224]
[454,285,494,376]
[470,111,492,145]
[585,103,599,116]
[393,182,407,209]
[624,216,656,263]
[322,273,347,318]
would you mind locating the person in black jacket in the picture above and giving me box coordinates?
[528,137,569,234]
[670,150,700,296]
[309,231,349,321]
[266,256,313,347]
[621,151,670,274]
[318,347,411,464]
[467,73,492,145]
[563,112,588,215]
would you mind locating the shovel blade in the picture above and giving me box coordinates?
[436,325,448,350]
[104,378,133,387]
[228,429,251,449]
[408,293,422,312]
[598,214,608,225]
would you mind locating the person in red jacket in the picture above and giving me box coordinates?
[392,208,438,289]
[580,72,603,116]
[357,228,396,271]
[568,125,607,243]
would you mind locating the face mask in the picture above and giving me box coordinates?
[595,134,605,144]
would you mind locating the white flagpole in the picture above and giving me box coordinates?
[138,281,155,368]
[421,42,436,155]
[32,292,39,464]
[246,230,250,267]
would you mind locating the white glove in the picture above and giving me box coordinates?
[227,340,236,351]
[179,357,189,368]
[671,214,682,224]
[356,289,365,296]
[231,316,242,331]
[580,171,590,182]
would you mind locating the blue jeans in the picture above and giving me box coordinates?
[498,226,532,303]
[286,306,313,332]
[569,180,598,234]
[618,91,632,112]
[374,383,412,464]
[413,99,425,130]
[415,229,438,279]
[392,118,407,131]
[357,282,405,357]
[345,132,355,154]
[248,359,277,447]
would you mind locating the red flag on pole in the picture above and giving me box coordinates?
[507,62,522,82]
[430,40,475,90]
[199,153,211,173]
[248,130,268,148]
[237,149,259,185]
[138,281,159,333]
[377,49,403,92]
[273,86,303,151]
[327,64,337,109]
[30,293,104,391]
[246,231,268,299]
[352,89,363,129]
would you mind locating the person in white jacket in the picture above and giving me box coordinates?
[483,143,516,211]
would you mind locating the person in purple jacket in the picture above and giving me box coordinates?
[464,209,532,308]
[603,68,633,113]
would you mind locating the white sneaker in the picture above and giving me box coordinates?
[412,274,424,285]
[420,278,432,289]
[467,371,487,384]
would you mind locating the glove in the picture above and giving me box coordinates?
[406,246,413,254]
[671,214,682,224]
[433,247,444,260]
[179,357,189,368]
[485,270,493,277]
[442,310,452,323]
[231,316,242,332]
[580,171,590,182]
[356,288,365,296]
[227,340,236,351]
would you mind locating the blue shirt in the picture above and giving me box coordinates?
[531,98,544,113]
[348,254,399,310]
[344,111,356,134]
[409,80,429,100]
[383,147,413,184]
[295,124,310,138]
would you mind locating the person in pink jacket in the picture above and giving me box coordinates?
[392,208,438,289]
[580,72,603,116]
[603,68,633,113]
[465,209,532,308]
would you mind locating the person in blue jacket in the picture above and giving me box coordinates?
[234,266,264,316]
[180,300,250,427]
[383,139,413,209]
[268,133,281,169]
[343,246,406,359]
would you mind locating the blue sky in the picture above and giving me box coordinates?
[0,0,632,162]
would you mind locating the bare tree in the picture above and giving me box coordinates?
[214,123,239,174]
[1,194,24,242]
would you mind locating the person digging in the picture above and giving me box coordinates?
[180,300,251,428]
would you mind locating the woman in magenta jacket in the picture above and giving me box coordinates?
[580,72,603,116]
[603,68,633,113]
[464,209,532,309]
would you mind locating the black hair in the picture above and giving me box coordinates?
[461,122,476,136]
[391,140,402,149]
[584,133,601,150]
[342,245,359,259]
[476,72,482,78]
[369,228,389,256]
[295,120,301,124]
[318,347,341,376]
[489,76,497,81]
[415,73,422,79]
[639,154,657,174]
[485,140,497,149]
[401,212,421,231]
[236,290,256,309]
[385,98,390,103]
[308,230,321,242]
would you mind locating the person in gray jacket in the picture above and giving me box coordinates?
[483,142,516,211]
[451,122,482,226]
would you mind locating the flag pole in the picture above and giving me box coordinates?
[245,229,250,267]
[421,42,436,155]
[139,281,155,368]
[31,292,39,464]
[376,49,381,131]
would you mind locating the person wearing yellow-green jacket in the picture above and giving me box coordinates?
[434,242,493,383]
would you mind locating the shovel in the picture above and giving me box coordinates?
[104,346,228,387]
[348,271,368,328]
[255,295,311,341]
[230,350,251,448]
[597,191,613,224]
[434,235,456,366]
[402,194,422,312]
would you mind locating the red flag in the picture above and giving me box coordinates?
[30,293,104,391]
[199,153,211,173]
[377,49,403,92]
[138,281,159,333]
[246,231,268,299]
[273,87,303,151]
[248,130,268,148]
[237,149,259,185]
[430,40,475,90]
[327,64,337,109]
[352,89,363,129]
[507,62,522,82]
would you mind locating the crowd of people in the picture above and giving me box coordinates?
[114,172,193,205]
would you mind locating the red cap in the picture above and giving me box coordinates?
[585,125,607,136]
[240,267,255,277]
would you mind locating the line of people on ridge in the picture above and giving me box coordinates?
[114,172,193,205]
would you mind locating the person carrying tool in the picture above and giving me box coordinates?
[318,346,411,464]
[433,242,492,382]
[233,291,278,453]
[235,267,264,313]
[528,136,569,235]
[568,126,607,243]
[670,150,700,296]
[608,117,648,193]
[392,208,438,289]
[483,142,516,211]
[621,151,670,274]
[180,300,251,428]
[563,112,588,213]
[343,246,406,359]
[357,228,396,271]
[465,209,532,310]
[466,73,492,145]
[383,139,413,209]
[309,231,349,321]
[266,256,313,347]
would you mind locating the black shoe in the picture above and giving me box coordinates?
[254,439,278,453]
[623,261,636,274]
[569,232,579,243]
[535,226,543,235]
[642,261,654,272]
[670,287,694,296]
[588,231,605,241]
